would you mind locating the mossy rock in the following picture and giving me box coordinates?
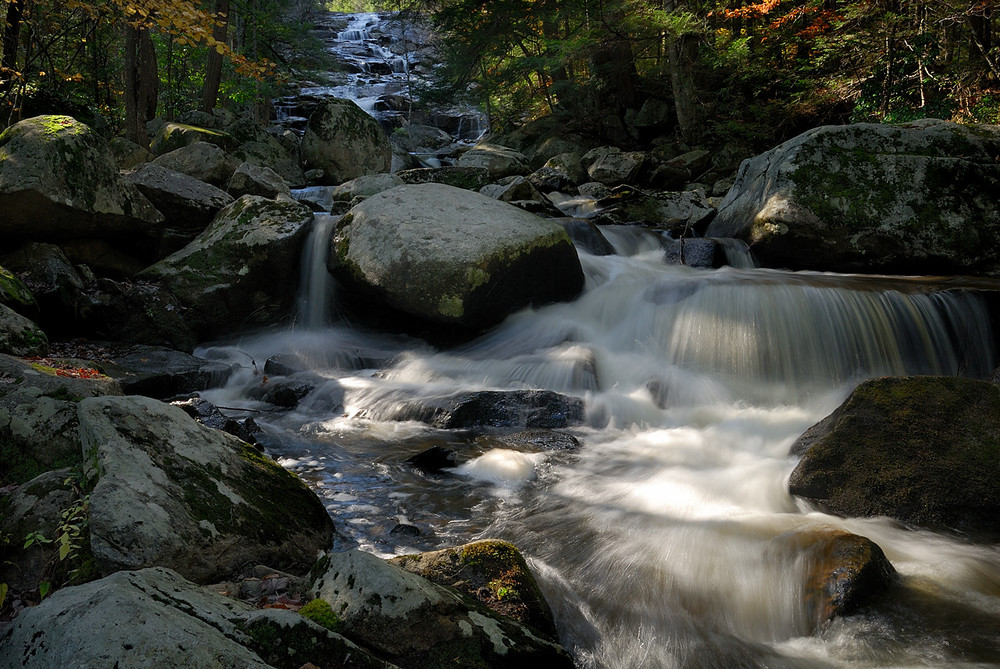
[390,539,559,638]
[0,303,47,357]
[79,395,336,583]
[0,115,163,244]
[708,120,1000,275]
[0,265,37,312]
[300,98,391,186]
[788,375,1000,538]
[149,122,235,155]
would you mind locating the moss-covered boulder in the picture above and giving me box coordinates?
[79,395,336,583]
[0,303,47,357]
[788,375,1000,537]
[389,539,559,638]
[329,183,584,334]
[310,548,574,668]
[300,98,391,185]
[0,115,163,247]
[0,353,121,486]
[0,264,38,314]
[708,120,1000,275]
[137,195,313,340]
[233,135,307,189]
[149,121,234,155]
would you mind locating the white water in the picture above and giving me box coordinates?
[201,231,1000,668]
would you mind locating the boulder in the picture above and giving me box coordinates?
[149,122,234,155]
[0,304,47,357]
[332,173,405,202]
[544,152,588,186]
[663,237,726,268]
[396,165,493,191]
[708,120,1000,275]
[479,175,546,204]
[359,389,585,429]
[227,162,292,200]
[300,98,392,185]
[93,344,237,398]
[389,539,559,637]
[126,163,235,256]
[109,135,153,170]
[232,136,308,189]
[137,196,313,340]
[0,264,37,314]
[584,146,646,185]
[80,280,198,352]
[330,183,584,333]
[292,185,337,213]
[555,219,615,256]
[788,375,1000,537]
[0,242,87,337]
[310,548,574,668]
[79,395,336,583]
[0,353,121,485]
[456,143,529,179]
[151,141,241,186]
[0,568,270,669]
[0,115,163,247]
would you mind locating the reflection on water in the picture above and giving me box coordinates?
[200,231,1000,668]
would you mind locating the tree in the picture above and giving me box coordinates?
[201,0,230,112]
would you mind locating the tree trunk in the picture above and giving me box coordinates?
[201,0,230,112]
[668,31,702,143]
[1,0,24,96]
[124,25,158,147]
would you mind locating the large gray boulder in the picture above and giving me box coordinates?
[300,98,391,185]
[708,120,1000,275]
[329,183,584,332]
[126,163,235,256]
[0,115,163,246]
[310,548,574,668]
[137,195,313,339]
[789,375,1000,537]
[456,143,529,179]
[0,568,270,669]
[80,395,336,583]
[0,567,398,669]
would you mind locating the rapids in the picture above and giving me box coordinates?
[209,11,1000,667]
[199,232,1000,668]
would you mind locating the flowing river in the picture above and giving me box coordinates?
[205,11,1000,668]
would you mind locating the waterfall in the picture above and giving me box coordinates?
[297,213,339,329]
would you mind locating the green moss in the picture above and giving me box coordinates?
[299,598,342,632]
[0,266,36,309]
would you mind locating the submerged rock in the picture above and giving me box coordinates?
[362,389,585,429]
[330,183,584,334]
[80,395,336,583]
[788,375,1000,538]
[709,120,1000,275]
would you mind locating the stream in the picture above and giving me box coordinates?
[207,11,1000,668]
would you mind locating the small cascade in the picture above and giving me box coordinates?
[297,213,339,329]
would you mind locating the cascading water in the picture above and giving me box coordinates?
[244,11,1000,667]
[199,224,1000,668]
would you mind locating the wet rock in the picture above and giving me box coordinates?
[310,548,574,668]
[80,395,336,583]
[663,237,725,268]
[796,530,897,627]
[292,185,337,212]
[151,141,241,187]
[556,218,615,256]
[300,98,392,185]
[330,183,583,334]
[389,539,559,638]
[368,389,585,429]
[137,196,313,341]
[171,396,261,445]
[407,445,458,473]
[709,120,1000,275]
[94,344,236,398]
[789,375,1000,538]
[475,429,581,452]
[247,377,315,408]
[0,116,163,255]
